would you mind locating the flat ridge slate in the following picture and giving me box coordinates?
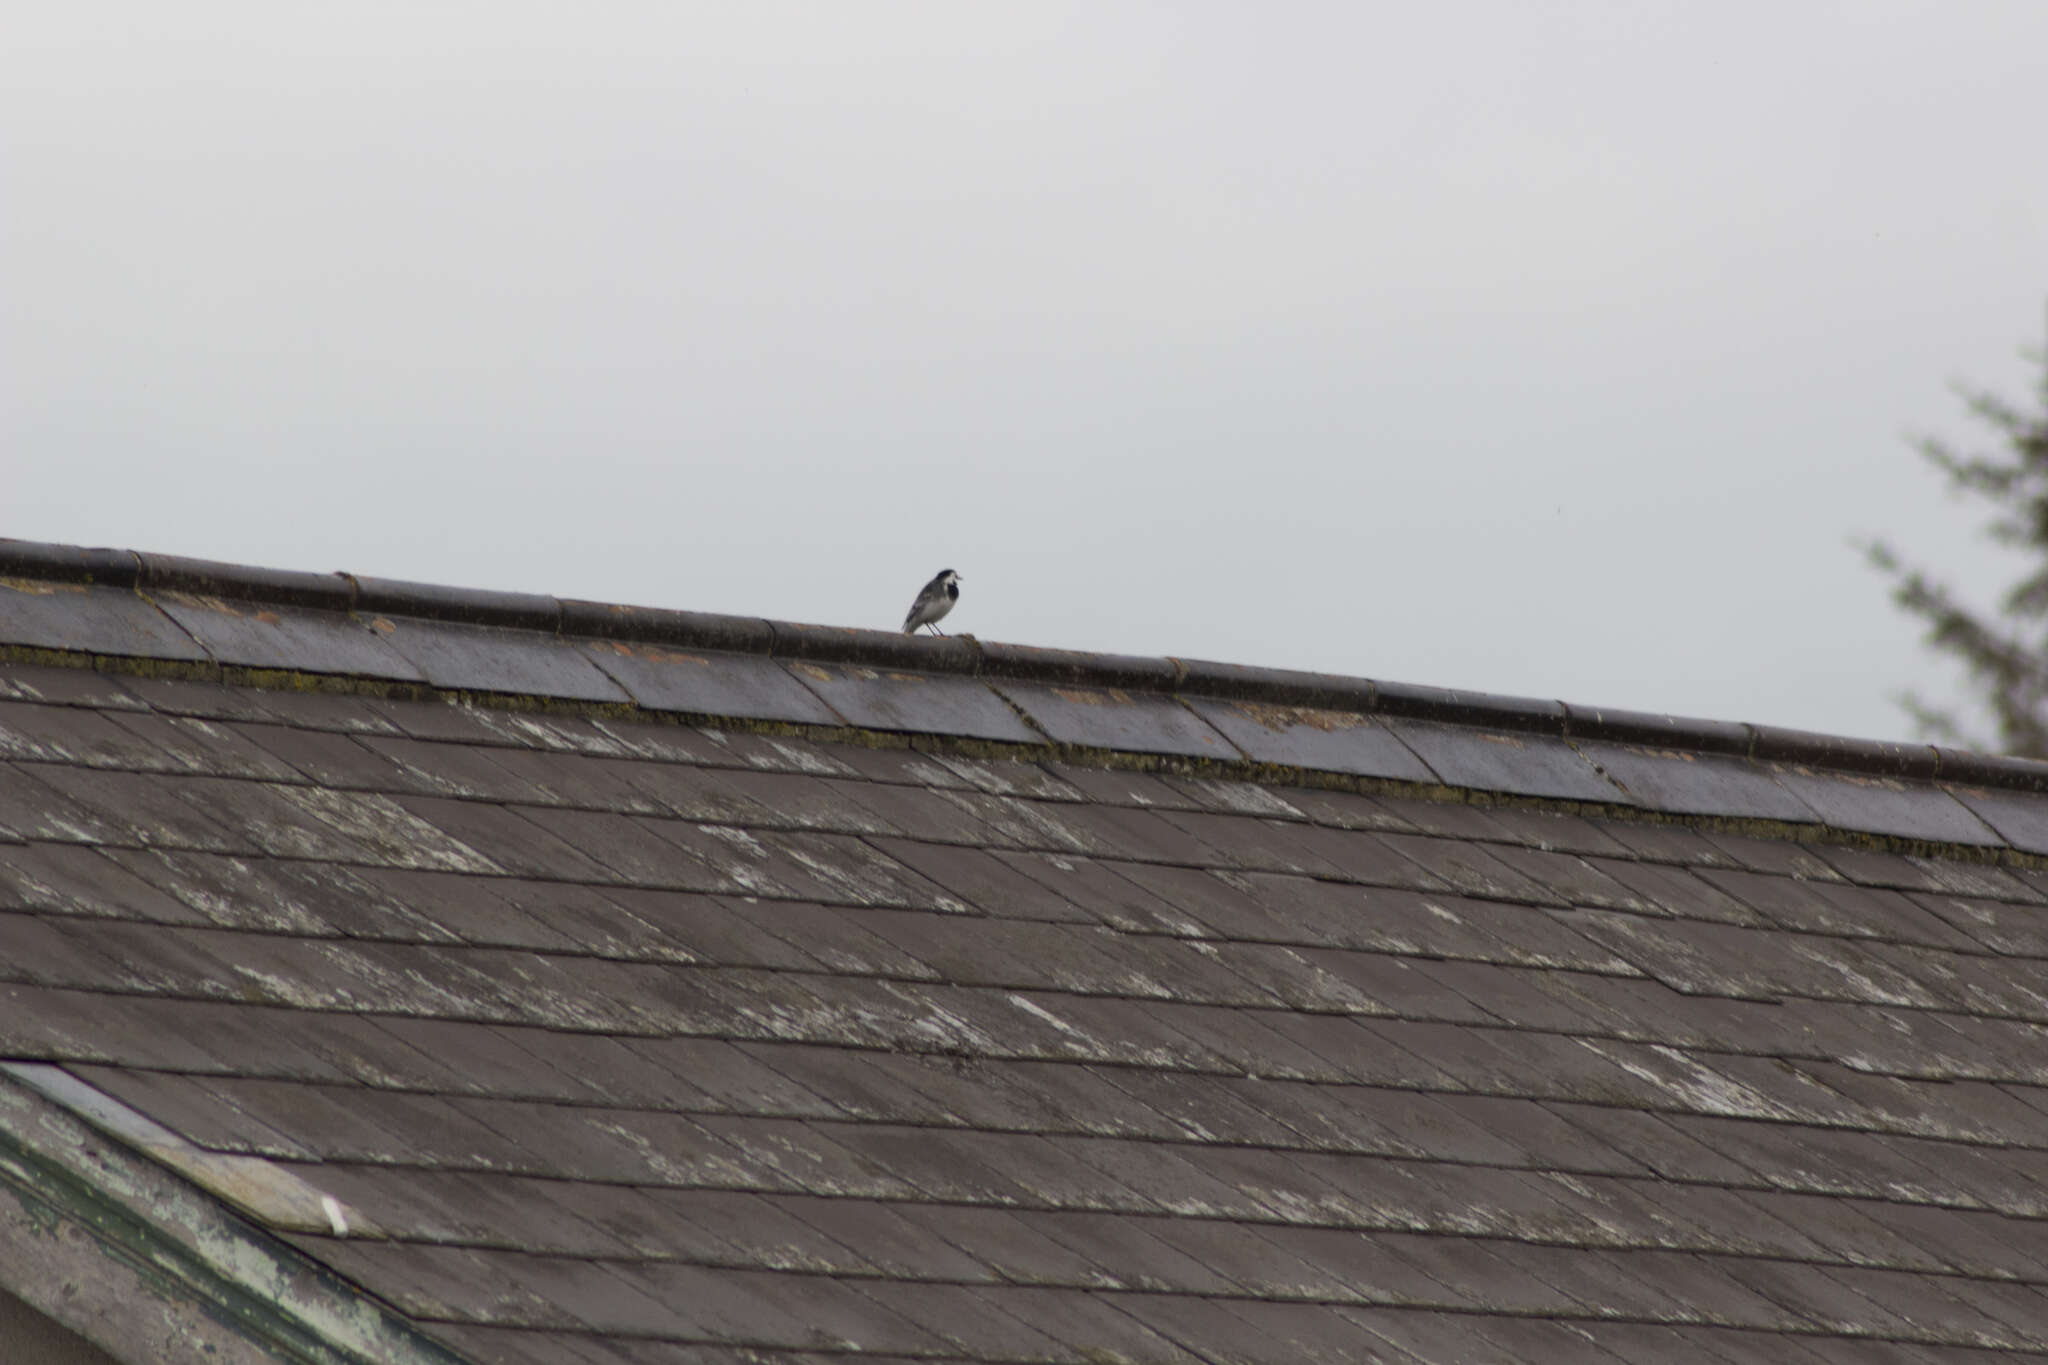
[990,680,1244,760]
[149,591,426,679]
[782,660,1045,745]
[0,579,209,661]
[1181,697,1438,782]
[8,559,2048,850]
[578,640,843,726]
[363,616,632,703]
[14,665,2048,1360]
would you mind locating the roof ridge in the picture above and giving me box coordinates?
[5,535,2046,800]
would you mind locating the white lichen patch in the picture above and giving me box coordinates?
[1580,1041,1791,1121]
[1173,779,1304,819]
[763,739,847,775]
[1007,994,1083,1037]
[271,787,501,873]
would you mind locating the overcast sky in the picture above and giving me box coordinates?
[6,4,2045,744]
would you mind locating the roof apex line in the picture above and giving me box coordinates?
[5,536,2045,793]
[0,539,143,588]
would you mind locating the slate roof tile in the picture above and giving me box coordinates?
[167,777,408,862]
[864,838,1086,922]
[105,710,309,779]
[1946,784,2048,856]
[350,869,581,950]
[340,1168,643,1258]
[1375,831,1568,903]
[367,617,633,703]
[1181,698,1437,782]
[1014,1211,1243,1292]
[1702,831,1849,879]
[387,799,629,881]
[1415,958,1613,1030]
[0,660,150,708]
[748,829,963,909]
[1770,767,2006,846]
[981,1286,1214,1363]
[879,1205,1099,1286]
[580,641,842,726]
[621,1037,839,1118]
[0,700,177,768]
[1370,1233,1591,1313]
[98,851,340,936]
[1590,857,1768,924]
[1582,821,1739,871]
[1101,862,1305,943]
[234,721,429,791]
[1049,801,1232,865]
[1911,893,2048,957]
[1698,873,1982,951]
[1248,1012,1458,1087]
[1576,739,1818,821]
[1474,842,1659,910]
[228,686,404,733]
[1433,900,1642,974]
[990,681,1239,760]
[1252,824,1445,892]
[1114,1295,1372,1364]
[703,897,935,975]
[12,763,249,851]
[1875,1135,2048,1217]
[934,788,1099,853]
[0,579,204,659]
[849,913,1133,994]
[991,851,1210,937]
[1160,773,1314,819]
[471,884,684,962]
[1556,909,1812,999]
[13,914,213,993]
[848,1279,1075,1359]
[1181,879,1412,958]
[0,841,215,925]
[1259,785,1421,833]
[1220,944,1468,1019]
[1150,808,1352,877]
[1384,719,1626,803]
[66,1064,317,1157]
[780,660,1043,745]
[268,784,504,871]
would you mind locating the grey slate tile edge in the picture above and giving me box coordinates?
[11,536,2048,806]
[774,658,1060,747]
[986,679,1257,764]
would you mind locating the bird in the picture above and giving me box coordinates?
[901,569,962,635]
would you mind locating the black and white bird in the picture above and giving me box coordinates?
[901,569,962,635]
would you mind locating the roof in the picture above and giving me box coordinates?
[6,536,2048,1363]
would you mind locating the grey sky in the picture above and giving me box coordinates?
[7,3,2045,742]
